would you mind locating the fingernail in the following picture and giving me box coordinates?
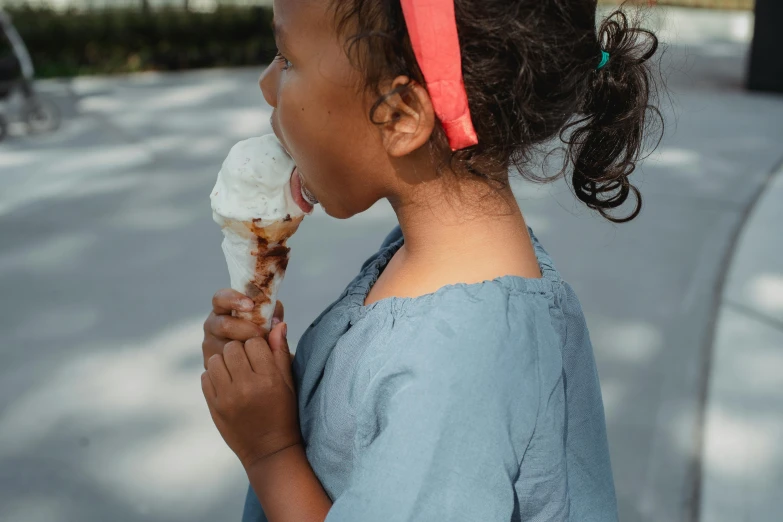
[283,323,288,338]
[241,300,254,311]
[271,317,281,328]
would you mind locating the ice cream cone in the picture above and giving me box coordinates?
[218,215,304,334]
[210,135,315,337]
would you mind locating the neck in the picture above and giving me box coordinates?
[388,171,530,266]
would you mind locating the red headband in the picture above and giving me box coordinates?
[401,0,478,151]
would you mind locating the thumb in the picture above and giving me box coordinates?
[269,322,294,390]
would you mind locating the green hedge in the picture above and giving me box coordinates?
[4,6,276,78]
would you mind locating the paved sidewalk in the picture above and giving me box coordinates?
[700,161,783,522]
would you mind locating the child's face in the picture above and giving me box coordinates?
[260,0,392,219]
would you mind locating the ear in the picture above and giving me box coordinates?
[375,76,435,158]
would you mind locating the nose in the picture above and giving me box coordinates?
[259,62,278,108]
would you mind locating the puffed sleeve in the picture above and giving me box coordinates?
[325,300,548,521]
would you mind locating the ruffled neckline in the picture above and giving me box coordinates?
[345,228,562,323]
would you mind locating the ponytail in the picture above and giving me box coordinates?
[563,10,662,223]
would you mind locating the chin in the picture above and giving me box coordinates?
[320,197,376,221]
[321,204,355,220]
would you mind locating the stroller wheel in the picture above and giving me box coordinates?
[24,98,61,134]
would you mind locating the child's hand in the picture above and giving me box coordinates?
[202,289,285,369]
[201,322,302,469]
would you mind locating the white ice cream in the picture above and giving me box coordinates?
[210,134,306,227]
[209,134,311,331]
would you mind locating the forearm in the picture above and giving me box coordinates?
[245,444,332,522]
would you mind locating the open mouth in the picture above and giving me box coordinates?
[290,167,317,213]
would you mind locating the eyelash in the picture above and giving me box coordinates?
[275,51,292,71]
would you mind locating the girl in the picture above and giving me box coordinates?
[200,0,660,521]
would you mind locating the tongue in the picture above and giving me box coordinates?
[290,167,314,214]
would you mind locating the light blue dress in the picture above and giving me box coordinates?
[242,226,618,521]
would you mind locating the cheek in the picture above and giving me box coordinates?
[277,80,337,164]
[281,94,368,177]
[275,70,386,217]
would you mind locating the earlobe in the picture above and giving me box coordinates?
[377,76,435,158]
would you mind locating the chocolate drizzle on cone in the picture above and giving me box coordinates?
[233,215,305,330]
[243,238,290,326]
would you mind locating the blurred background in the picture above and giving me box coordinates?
[0,0,781,521]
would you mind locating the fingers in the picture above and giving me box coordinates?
[271,300,285,329]
[212,289,254,316]
[205,312,265,341]
[244,337,275,374]
[202,335,226,370]
[202,310,266,370]
[201,371,217,400]
[223,341,252,380]
[207,354,232,388]
[269,322,295,391]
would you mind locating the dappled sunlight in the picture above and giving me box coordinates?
[218,109,273,139]
[54,173,144,201]
[81,85,258,118]
[105,171,214,231]
[109,108,271,143]
[711,307,783,394]
[184,135,236,158]
[0,231,97,274]
[78,95,126,113]
[71,74,132,94]
[655,7,752,45]
[748,273,783,318]
[0,318,206,452]
[703,405,782,476]
[650,147,701,171]
[144,81,238,111]
[51,145,151,176]
[127,171,207,200]
[0,149,38,169]
[640,137,779,201]
[125,71,167,86]
[111,203,203,231]
[144,133,190,154]
[97,424,242,512]
[0,317,244,514]
[0,496,68,522]
[15,307,99,341]
[725,341,783,392]
[69,69,273,155]
[590,317,663,364]
[0,141,154,218]
[578,312,668,433]
[730,13,752,42]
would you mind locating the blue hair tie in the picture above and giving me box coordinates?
[597,50,610,70]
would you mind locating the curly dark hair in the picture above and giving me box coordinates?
[329,0,663,222]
